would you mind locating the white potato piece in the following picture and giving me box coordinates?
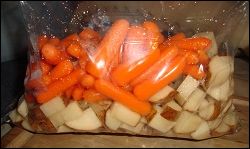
[193,32,218,58]
[111,102,141,127]
[148,106,176,133]
[223,111,238,127]
[176,75,199,106]
[120,122,145,134]
[208,56,233,88]
[65,107,102,130]
[198,98,209,111]
[191,120,211,140]
[17,99,28,118]
[208,117,223,130]
[207,79,233,101]
[164,100,182,112]
[140,117,147,124]
[161,100,182,121]
[49,111,66,128]
[9,109,23,123]
[40,96,65,117]
[61,101,84,122]
[57,125,75,133]
[220,100,232,116]
[149,85,174,103]
[214,122,230,133]
[184,88,206,112]
[21,119,34,131]
[199,101,221,121]
[174,111,202,134]
[105,109,122,131]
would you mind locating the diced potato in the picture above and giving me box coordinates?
[110,102,141,127]
[176,75,199,105]
[40,96,66,117]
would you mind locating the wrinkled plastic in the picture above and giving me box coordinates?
[7,1,248,140]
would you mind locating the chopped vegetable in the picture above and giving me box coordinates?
[35,69,84,103]
[95,79,152,116]
[133,55,186,101]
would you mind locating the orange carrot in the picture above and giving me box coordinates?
[130,46,179,87]
[185,51,199,65]
[25,79,45,90]
[183,64,206,80]
[95,79,152,116]
[80,74,95,88]
[24,92,36,103]
[169,33,186,41]
[160,33,186,49]
[197,49,210,65]
[79,28,101,41]
[38,35,49,50]
[111,48,160,86]
[41,75,52,85]
[48,37,60,46]
[121,25,147,64]
[35,69,84,103]
[72,86,84,101]
[64,85,75,99]
[60,33,80,49]
[66,42,84,59]
[79,57,87,69]
[83,89,108,103]
[175,37,211,51]
[49,60,73,81]
[40,60,52,75]
[133,55,186,101]
[85,61,101,78]
[86,19,129,78]
[41,43,65,65]
[142,21,163,49]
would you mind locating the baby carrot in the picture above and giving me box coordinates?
[72,86,84,101]
[79,28,101,41]
[86,19,129,78]
[95,79,152,116]
[142,21,163,49]
[66,42,84,59]
[41,74,52,85]
[79,57,87,69]
[49,60,73,81]
[83,89,108,103]
[48,37,60,46]
[64,85,75,99]
[41,43,64,65]
[175,37,211,51]
[38,35,49,50]
[197,49,210,65]
[25,78,45,90]
[60,33,80,49]
[111,48,160,86]
[121,25,147,64]
[133,55,186,101]
[39,60,52,75]
[130,46,179,87]
[35,68,84,103]
[185,51,199,65]
[169,33,186,41]
[24,92,36,103]
[85,61,101,78]
[80,74,95,88]
[183,64,206,80]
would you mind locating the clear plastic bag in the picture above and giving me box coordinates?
[8,1,248,140]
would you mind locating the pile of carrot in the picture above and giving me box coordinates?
[24,19,211,116]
